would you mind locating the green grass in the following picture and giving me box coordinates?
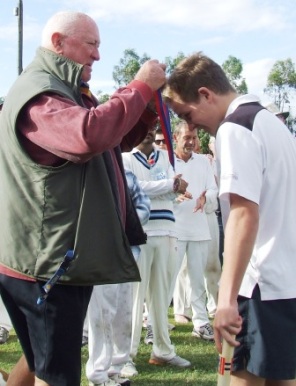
[0,310,219,385]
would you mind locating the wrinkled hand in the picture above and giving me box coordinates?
[193,190,206,212]
[135,60,166,92]
[213,304,242,354]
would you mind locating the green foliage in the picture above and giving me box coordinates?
[198,129,211,154]
[264,58,296,112]
[112,48,151,87]
[165,52,186,76]
[222,55,248,94]
[96,91,110,104]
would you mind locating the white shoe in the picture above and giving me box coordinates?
[144,325,153,345]
[149,354,191,368]
[120,360,138,377]
[192,323,214,341]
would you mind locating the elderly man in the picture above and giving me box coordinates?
[0,11,166,386]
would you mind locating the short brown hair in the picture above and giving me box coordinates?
[164,52,235,103]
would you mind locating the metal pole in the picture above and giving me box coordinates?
[14,0,23,75]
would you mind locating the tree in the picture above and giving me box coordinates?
[112,48,151,87]
[198,129,211,154]
[164,52,186,76]
[222,56,248,94]
[264,58,296,112]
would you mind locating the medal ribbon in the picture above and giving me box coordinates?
[154,89,175,171]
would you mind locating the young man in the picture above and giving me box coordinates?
[0,11,166,386]
[164,52,296,386]
[121,127,191,377]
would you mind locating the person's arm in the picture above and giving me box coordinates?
[19,81,153,164]
[214,193,259,353]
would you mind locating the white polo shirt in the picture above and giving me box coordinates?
[216,94,296,300]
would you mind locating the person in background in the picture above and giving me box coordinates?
[121,127,191,378]
[86,170,150,386]
[172,121,218,340]
[164,51,296,386]
[154,127,168,150]
[0,11,166,386]
[264,102,289,125]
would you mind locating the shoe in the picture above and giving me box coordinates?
[192,323,214,341]
[168,322,176,331]
[110,374,131,386]
[144,325,153,345]
[0,327,9,344]
[174,314,191,324]
[149,354,191,368]
[120,361,138,378]
[89,379,120,386]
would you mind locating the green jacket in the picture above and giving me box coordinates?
[0,47,143,285]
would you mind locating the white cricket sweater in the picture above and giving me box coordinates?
[122,148,177,237]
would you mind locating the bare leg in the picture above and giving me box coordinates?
[6,355,34,386]
[266,380,296,386]
[230,370,265,386]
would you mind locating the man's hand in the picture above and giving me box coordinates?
[135,60,166,92]
[193,190,206,212]
[214,304,242,354]
[173,174,188,194]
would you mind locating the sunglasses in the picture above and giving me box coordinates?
[155,139,166,145]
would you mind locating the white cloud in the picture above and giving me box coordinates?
[62,0,288,32]
[243,58,275,101]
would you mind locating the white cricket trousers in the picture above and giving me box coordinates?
[174,240,210,328]
[204,212,221,316]
[130,235,177,360]
[86,283,132,384]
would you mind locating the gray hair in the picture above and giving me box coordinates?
[41,11,93,47]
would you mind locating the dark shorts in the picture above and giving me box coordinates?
[233,284,296,380]
[0,274,92,386]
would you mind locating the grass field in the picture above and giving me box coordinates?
[0,310,219,386]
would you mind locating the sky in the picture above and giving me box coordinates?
[1,0,296,113]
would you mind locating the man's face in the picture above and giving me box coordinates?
[154,133,167,150]
[169,96,220,137]
[141,128,156,145]
[174,126,198,157]
[61,20,100,82]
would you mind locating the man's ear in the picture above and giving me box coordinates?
[198,87,212,100]
[51,32,64,54]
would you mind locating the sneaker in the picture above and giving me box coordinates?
[174,314,191,324]
[89,379,120,386]
[110,374,131,386]
[144,325,153,345]
[149,354,191,368]
[0,327,9,344]
[168,322,176,331]
[192,323,214,341]
[120,361,138,378]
